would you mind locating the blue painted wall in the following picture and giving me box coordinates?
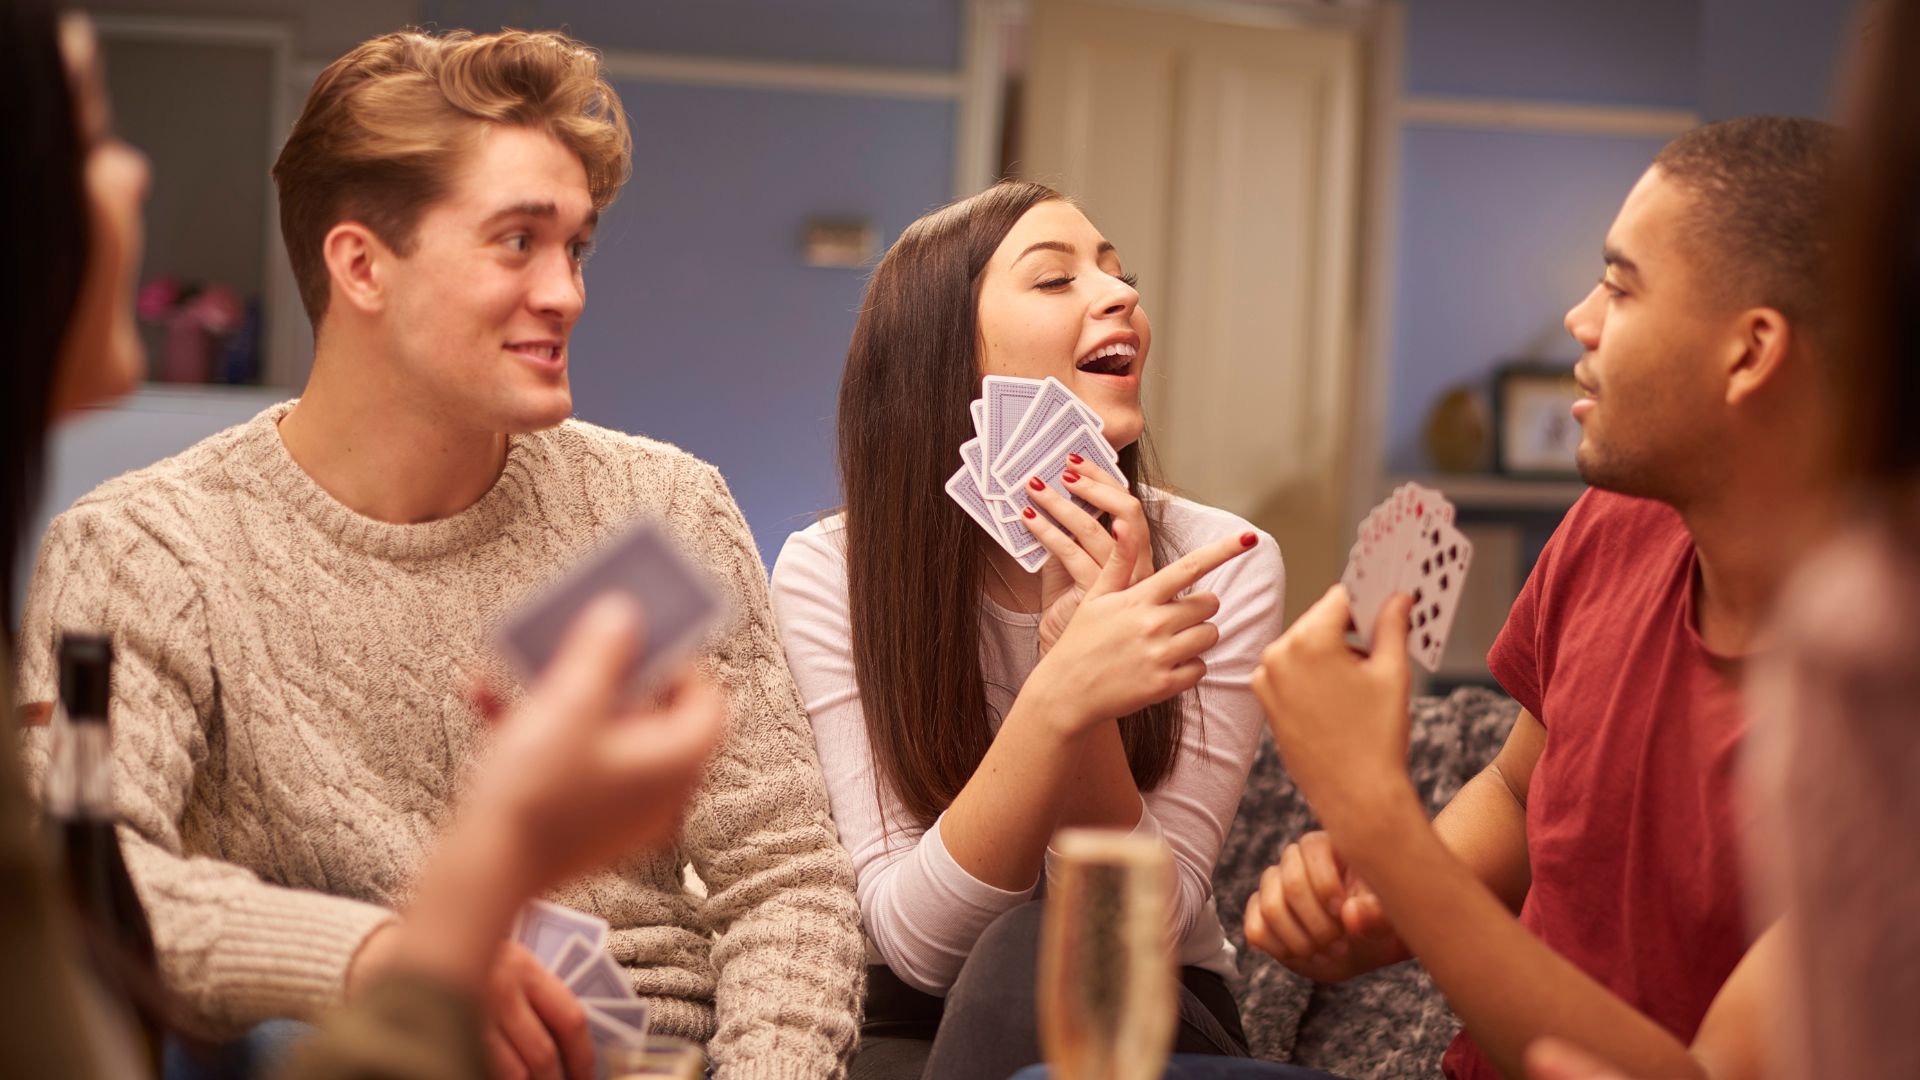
[568,83,953,560]
[427,0,960,69]
[421,0,962,562]
[1405,0,1700,108]
[1699,0,1851,120]
[1387,126,1672,470]
[1386,0,1853,472]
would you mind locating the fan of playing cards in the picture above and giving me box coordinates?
[513,900,651,1054]
[1342,482,1475,672]
[945,375,1124,572]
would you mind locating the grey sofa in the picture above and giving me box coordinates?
[1209,687,1520,1079]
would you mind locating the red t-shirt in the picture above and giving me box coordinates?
[1442,490,1754,1080]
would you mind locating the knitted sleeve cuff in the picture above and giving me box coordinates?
[202,888,399,1027]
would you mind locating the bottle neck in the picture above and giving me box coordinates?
[45,709,113,822]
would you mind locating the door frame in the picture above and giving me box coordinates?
[955,0,1406,542]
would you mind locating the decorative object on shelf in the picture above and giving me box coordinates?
[1423,384,1491,472]
[802,217,876,268]
[136,276,258,384]
[1492,362,1583,478]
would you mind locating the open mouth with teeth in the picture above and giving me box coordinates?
[1077,341,1137,376]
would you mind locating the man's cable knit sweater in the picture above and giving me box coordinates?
[15,402,864,1078]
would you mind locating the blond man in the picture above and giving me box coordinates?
[16,29,862,1079]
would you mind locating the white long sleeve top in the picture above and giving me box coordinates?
[769,494,1286,995]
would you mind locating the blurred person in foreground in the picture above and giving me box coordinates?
[0,3,725,1078]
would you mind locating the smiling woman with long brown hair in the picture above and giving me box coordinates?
[771,180,1288,1079]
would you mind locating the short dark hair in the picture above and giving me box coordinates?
[1652,116,1840,335]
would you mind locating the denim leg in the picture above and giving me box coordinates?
[164,1019,315,1080]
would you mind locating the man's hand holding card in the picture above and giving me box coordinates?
[512,900,654,1057]
[1252,482,1475,831]
[1253,584,1421,835]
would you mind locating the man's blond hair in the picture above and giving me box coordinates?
[272,28,631,326]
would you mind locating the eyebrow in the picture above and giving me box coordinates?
[480,201,599,232]
[1603,246,1641,280]
[1014,239,1117,265]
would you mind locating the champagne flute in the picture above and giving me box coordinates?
[1038,828,1178,1080]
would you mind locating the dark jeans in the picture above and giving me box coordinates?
[852,901,1250,1080]
[164,1020,311,1080]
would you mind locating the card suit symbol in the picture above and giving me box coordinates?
[1421,633,1432,649]
[1430,603,1442,620]
[1440,574,1450,590]
[1422,558,1431,574]
[1431,533,1440,547]
[1412,588,1424,605]
[1449,545,1459,560]
[1416,611,1427,627]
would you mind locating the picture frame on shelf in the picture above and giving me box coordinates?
[1492,362,1583,478]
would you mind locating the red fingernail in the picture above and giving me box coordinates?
[1029,476,1046,491]
[1063,469,1080,483]
[1240,532,1257,548]
[1068,453,1084,465]
[1022,507,1037,519]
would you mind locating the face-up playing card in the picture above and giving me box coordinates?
[496,519,724,698]
[1338,485,1473,671]
[1401,517,1474,672]
[512,900,609,968]
[1343,506,1416,647]
[567,950,631,1001]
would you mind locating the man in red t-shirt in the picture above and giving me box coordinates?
[1242,116,1838,1080]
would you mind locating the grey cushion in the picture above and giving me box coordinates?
[1211,687,1519,1079]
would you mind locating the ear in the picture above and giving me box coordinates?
[320,222,392,318]
[1724,306,1794,407]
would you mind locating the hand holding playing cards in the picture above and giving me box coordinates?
[349,595,724,1080]
[1252,585,1420,834]
[1023,461,1157,655]
[1245,830,1407,982]
[1026,522,1255,731]
[477,595,725,886]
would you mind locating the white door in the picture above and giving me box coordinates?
[1021,0,1366,618]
